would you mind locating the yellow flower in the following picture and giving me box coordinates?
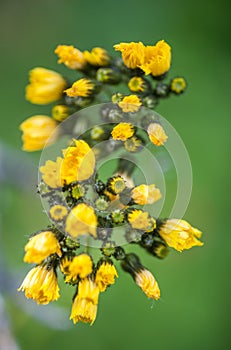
[65,203,97,238]
[158,219,203,252]
[20,115,58,152]
[118,95,142,113]
[111,123,135,141]
[55,45,86,70]
[24,231,62,264]
[95,261,118,292]
[49,205,68,221]
[140,40,171,77]
[114,171,135,188]
[104,189,118,203]
[71,184,86,199]
[131,184,161,205]
[107,176,126,194]
[65,78,95,97]
[52,105,71,122]
[70,278,99,325]
[128,209,156,231]
[135,268,160,300]
[83,47,110,66]
[60,254,93,283]
[26,67,67,104]
[61,140,95,184]
[18,265,60,304]
[170,77,187,94]
[124,136,142,152]
[114,42,145,69]
[147,123,168,146]
[40,157,63,188]
[128,77,145,92]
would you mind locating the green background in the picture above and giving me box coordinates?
[0,0,230,349]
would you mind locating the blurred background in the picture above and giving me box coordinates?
[0,0,230,349]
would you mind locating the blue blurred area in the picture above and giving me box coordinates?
[0,0,230,349]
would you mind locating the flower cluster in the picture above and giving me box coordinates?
[20,39,186,152]
[18,39,202,325]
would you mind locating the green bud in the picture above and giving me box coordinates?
[71,184,85,199]
[155,83,169,97]
[73,96,94,108]
[96,68,121,84]
[113,246,126,260]
[140,233,154,248]
[125,229,142,243]
[151,241,169,259]
[95,197,109,211]
[90,125,105,141]
[142,95,158,109]
[111,210,125,224]
[95,180,106,194]
[121,253,142,275]
[63,237,80,250]
[101,241,116,257]
[111,93,123,104]
[108,108,124,122]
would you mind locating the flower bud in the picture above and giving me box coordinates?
[147,122,168,146]
[170,77,187,94]
[20,115,58,152]
[158,219,203,252]
[96,68,121,84]
[25,67,67,105]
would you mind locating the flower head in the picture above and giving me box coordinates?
[70,278,99,325]
[128,209,156,231]
[107,176,126,194]
[83,47,110,66]
[140,40,171,77]
[55,45,86,70]
[24,231,61,264]
[61,140,95,184]
[61,254,93,283]
[118,95,142,113]
[18,265,60,304]
[65,78,95,97]
[20,115,58,152]
[52,105,71,122]
[26,67,67,104]
[49,205,68,221]
[65,203,98,238]
[124,136,142,153]
[114,42,145,69]
[158,219,203,252]
[135,268,160,300]
[128,76,146,92]
[131,184,161,205]
[111,122,135,141]
[95,261,118,292]
[147,123,168,146]
[115,171,135,188]
[71,184,86,199]
[40,157,63,188]
[170,77,187,94]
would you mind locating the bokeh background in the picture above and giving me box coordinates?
[0,0,230,349]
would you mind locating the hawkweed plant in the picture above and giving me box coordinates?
[18,39,203,325]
